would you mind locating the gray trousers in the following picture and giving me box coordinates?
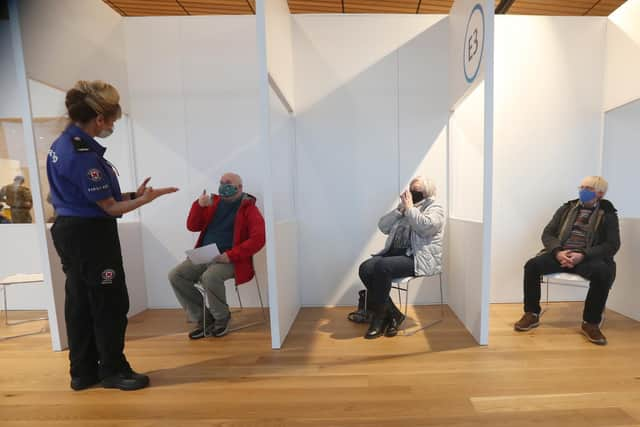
[168,259,235,327]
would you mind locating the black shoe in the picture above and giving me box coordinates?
[385,301,405,337]
[364,306,389,340]
[188,326,206,340]
[70,374,100,391]
[213,315,231,337]
[348,290,372,323]
[101,370,150,391]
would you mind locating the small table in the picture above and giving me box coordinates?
[0,273,47,340]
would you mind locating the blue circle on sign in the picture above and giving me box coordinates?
[463,3,485,84]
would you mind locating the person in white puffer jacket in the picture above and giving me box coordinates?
[348,176,445,340]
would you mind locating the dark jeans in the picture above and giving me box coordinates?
[523,252,614,324]
[358,248,414,308]
[51,216,131,380]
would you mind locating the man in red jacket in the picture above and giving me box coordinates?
[168,173,265,339]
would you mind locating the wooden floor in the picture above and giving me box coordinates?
[1,304,639,426]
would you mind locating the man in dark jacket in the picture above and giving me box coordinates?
[514,176,620,345]
[168,173,265,339]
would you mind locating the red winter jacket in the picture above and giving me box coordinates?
[186,193,266,285]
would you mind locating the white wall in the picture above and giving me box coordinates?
[125,16,268,309]
[491,16,607,303]
[604,0,640,111]
[17,0,130,112]
[293,14,449,307]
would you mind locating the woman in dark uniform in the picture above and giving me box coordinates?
[47,80,178,391]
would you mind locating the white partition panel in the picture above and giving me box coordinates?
[447,83,488,344]
[448,218,484,336]
[293,14,447,307]
[602,99,640,320]
[604,0,640,111]
[606,219,640,321]
[14,0,140,350]
[269,82,299,346]
[447,0,494,345]
[125,16,268,309]
[491,16,606,304]
[9,0,64,350]
[602,99,640,218]
[258,0,300,348]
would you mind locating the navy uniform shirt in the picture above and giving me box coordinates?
[47,124,122,218]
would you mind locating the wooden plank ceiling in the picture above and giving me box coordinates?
[103,0,627,16]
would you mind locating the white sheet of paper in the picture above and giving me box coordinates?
[185,244,220,265]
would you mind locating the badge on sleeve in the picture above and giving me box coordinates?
[72,136,90,152]
[101,269,115,285]
[87,168,103,182]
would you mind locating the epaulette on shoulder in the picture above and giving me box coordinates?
[71,136,91,153]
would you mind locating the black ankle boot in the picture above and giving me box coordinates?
[348,290,372,323]
[385,300,406,337]
[364,305,389,339]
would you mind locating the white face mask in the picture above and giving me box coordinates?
[97,127,113,139]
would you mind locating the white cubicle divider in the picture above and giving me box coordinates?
[8,0,64,350]
[293,13,449,309]
[446,0,494,345]
[490,16,606,305]
[602,99,640,321]
[257,0,300,349]
[601,0,640,319]
[13,0,149,350]
[604,0,640,112]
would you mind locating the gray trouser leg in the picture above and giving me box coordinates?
[200,262,235,326]
[168,259,208,324]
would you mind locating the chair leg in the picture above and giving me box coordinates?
[236,285,243,310]
[539,276,549,317]
[228,277,268,332]
[202,293,210,336]
[255,277,267,322]
[3,285,8,326]
[403,274,444,336]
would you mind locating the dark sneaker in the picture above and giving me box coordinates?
[188,326,206,340]
[70,374,100,391]
[101,370,150,391]
[514,312,539,331]
[213,315,231,337]
[582,322,607,345]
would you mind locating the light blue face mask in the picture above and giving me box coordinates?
[579,188,596,204]
[219,183,238,198]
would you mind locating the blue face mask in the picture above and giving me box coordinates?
[579,188,596,204]
[219,183,238,198]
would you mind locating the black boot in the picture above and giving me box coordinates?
[364,304,389,339]
[348,290,372,323]
[385,299,405,337]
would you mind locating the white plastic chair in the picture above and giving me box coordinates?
[194,270,267,336]
[390,272,444,336]
[540,272,605,326]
